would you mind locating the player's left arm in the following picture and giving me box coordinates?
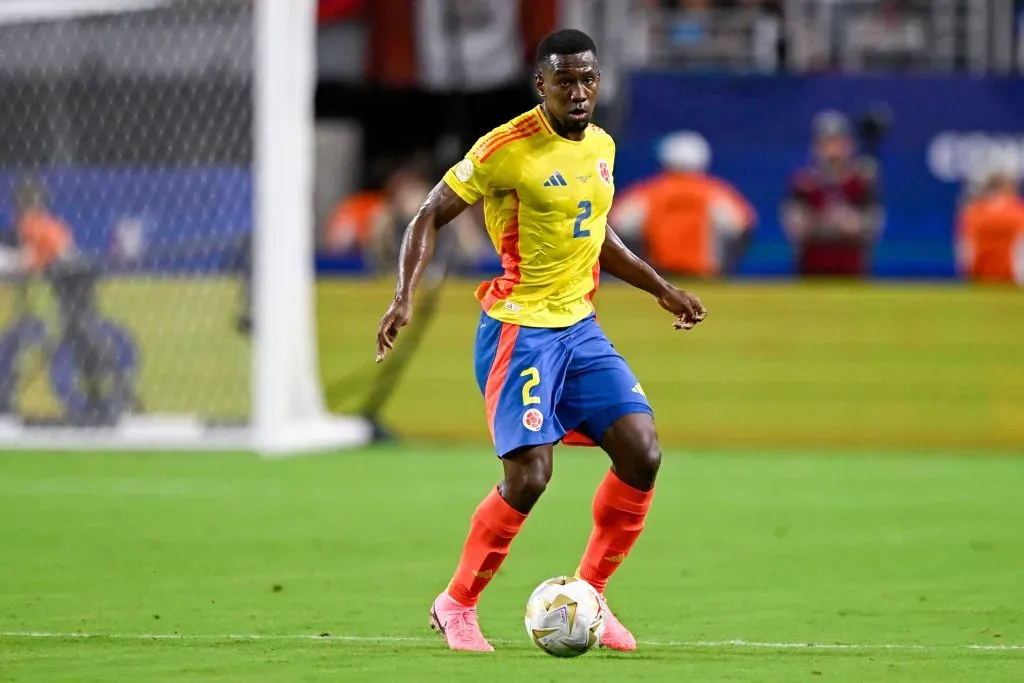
[600,225,707,331]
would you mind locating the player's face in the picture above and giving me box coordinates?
[537,52,600,135]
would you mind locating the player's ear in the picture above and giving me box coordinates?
[534,70,545,99]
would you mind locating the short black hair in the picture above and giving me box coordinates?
[535,29,597,69]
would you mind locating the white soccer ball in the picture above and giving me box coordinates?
[524,576,605,657]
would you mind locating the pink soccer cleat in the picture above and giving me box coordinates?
[596,593,637,651]
[429,592,494,652]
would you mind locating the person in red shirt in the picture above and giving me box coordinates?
[781,111,884,277]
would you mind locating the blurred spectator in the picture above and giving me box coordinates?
[654,0,783,72]
[839,0,927,71]
[15,179,73,274]
[724,0,783,71]
[955,162,1024,285]
[363,155,489,274]
[781,110,883,277]
[611,131,756,278]
[12,178,128,423]
[318,0,365,23]
[323,189,388,256]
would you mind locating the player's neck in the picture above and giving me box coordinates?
[541,104,586,142]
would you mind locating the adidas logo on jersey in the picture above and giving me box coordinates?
[543,171,568,187]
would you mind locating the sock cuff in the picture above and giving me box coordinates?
[598,469,654,515]
[474,486,528,537]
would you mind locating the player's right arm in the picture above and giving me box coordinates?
[375,130,517,362]
[375,181,471,362]
[375,128,518,361]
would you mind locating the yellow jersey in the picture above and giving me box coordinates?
[443,105,616,328]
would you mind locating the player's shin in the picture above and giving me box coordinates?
[576,469,653,594]
[446,486,527,606]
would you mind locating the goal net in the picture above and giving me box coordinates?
[0,0,371,454]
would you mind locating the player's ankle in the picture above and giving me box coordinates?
[440,590,475,610]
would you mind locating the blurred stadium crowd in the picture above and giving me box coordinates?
[316,0,1024,284]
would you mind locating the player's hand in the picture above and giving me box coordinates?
[375,297,413,363]
[656,286,707,331]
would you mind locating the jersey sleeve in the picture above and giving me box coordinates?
[442,131,517,205]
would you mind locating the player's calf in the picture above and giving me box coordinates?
[573,413,661,650]
[433,447,555,653]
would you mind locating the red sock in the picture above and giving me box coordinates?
[577,469,654,594]
[446,487,527,607]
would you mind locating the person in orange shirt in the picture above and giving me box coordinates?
[12,178,125,424]
[338,157,489,274]
[15,180,73,273]
[610,131,756,278]
[322,189,387,255]
[956,164,1024,285]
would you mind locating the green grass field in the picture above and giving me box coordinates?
[1,278,1022,680]
[0,278,250,419]
[2,447,1023,682]
[3,277,1021,449]
[318,278,1024,450]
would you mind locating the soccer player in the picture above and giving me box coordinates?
[375,29,706,652]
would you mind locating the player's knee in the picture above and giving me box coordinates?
[629,428,661,490]
[513,460,551,503]
[500,446,553,513]
[607,417,661,491]
[602,411,659,491]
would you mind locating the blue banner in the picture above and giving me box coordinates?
[0,167,251,273]
[618,73,1024,277]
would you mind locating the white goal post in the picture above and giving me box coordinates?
[0,0,373,455]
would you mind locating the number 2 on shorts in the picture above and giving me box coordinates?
[573,200,592,238]
[520,367,541,405]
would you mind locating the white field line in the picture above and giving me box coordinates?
[1,631,1021,652]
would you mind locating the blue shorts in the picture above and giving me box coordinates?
[473,312,653,458]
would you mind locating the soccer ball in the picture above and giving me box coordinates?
[524,576,605,657]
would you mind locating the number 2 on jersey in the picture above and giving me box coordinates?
[573,200,592,239]
[520,367,541,405]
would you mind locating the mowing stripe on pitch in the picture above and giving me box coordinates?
[1,632,1020,651]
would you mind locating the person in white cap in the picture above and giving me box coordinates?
[610,130,756,278]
